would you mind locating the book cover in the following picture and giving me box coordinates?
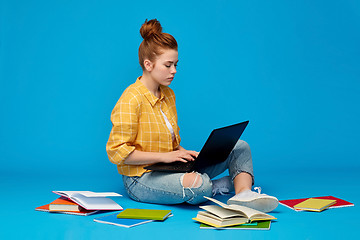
[199,220,271,230]
[35,203,98,216]
[94,212,153,228]
[116,209,172,221]
[49,197,82,212]
[279,196,354,211]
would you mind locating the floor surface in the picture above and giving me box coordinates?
[1,167,358,240]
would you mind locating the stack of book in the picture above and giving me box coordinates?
[193,197,276,230]
[35,191,123,216]
[279,195,354,212]
[93,208,173,228]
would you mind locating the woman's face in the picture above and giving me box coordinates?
[148,49,178,87]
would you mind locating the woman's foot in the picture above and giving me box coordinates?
[212,176,235,196]
[227,187,278,213]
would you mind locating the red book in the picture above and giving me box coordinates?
[279,196,354,211]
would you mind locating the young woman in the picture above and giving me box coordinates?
[106,19,278,212]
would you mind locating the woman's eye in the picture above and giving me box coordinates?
[165,64,178,68]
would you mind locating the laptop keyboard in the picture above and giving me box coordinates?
[167,161,195,171]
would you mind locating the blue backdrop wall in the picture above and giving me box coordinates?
[1,0,359,177]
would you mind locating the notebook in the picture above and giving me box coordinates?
[116,208,172,221]
[199,220,271,230]
[94,212,153,228]
[293,198,336,212]
[279,196,354,211]
[145,121,249,172]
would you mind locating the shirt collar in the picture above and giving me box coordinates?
[135,77,165,107]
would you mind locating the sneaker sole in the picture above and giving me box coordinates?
[227,196,279,213]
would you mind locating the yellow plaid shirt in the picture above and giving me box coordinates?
[106,77,181,176]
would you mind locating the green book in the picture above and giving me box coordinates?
[200,220,271,230]
[117,208,172,221]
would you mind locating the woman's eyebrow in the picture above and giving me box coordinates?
[164,60,179,64]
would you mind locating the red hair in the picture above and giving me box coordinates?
[138,19,178,69]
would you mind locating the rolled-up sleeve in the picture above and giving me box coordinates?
[106,93,140,165]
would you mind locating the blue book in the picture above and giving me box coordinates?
[94,212,153,228]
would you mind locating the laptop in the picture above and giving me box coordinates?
[144,120,249,173]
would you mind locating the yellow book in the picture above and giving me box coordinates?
[293,198,336,212]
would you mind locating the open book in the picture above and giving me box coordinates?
[52,191,123,211]
[193,196,276,228]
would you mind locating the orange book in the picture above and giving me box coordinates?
[49,197,83,212]
[35,198,98,216]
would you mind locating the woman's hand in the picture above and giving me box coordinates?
[160,149,199,163]
[124,146,199,165]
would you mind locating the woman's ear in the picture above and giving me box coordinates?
[143,59,153,72]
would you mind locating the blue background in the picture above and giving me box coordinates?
[0,0,359,239]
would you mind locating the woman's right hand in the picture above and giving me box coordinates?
[124,148,199,165]
[161,149,199,163]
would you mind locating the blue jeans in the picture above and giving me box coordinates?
[122,140,254,205]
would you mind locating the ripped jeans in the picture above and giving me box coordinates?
[122,140,254,205]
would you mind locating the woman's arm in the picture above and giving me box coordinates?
[124,147,199,165]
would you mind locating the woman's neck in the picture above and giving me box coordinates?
[140,73,161,98]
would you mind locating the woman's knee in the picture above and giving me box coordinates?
[181,172,203,188]
[181,172,212,205]
[232,140,251,156]
[235,140,251,153]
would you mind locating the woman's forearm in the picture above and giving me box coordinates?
[124,146,198,165]
[124,150,165,165]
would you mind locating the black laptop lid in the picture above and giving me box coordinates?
[193,121,249,171]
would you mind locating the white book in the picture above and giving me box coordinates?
[52,191,123,211]
[94,213,153,228]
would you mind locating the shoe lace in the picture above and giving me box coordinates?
[254,186,262,194]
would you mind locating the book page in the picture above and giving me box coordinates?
[200,205,246,219]
[70,193,123,210]
[226,205,271,218]
[53,191,122,198]
[226,204,276,220]
[204,196,275,220]
[198,211,248,222]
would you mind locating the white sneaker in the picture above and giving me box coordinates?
[227,187,278,213]
[212,176,235,196]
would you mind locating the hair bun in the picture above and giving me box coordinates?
[140,19,163,40]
